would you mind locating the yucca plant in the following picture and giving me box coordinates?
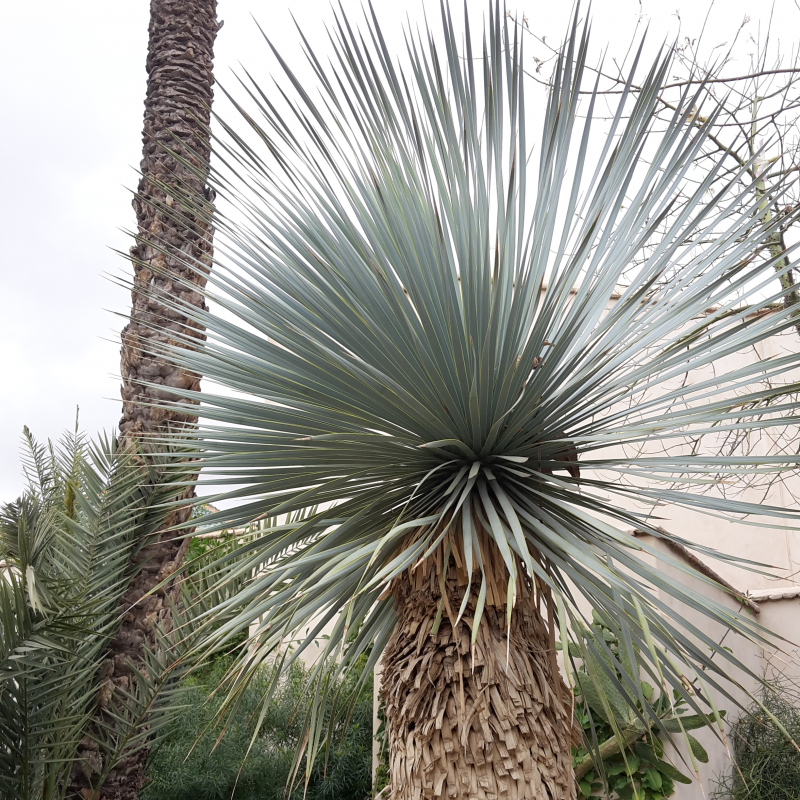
[0,425,206,799]
[147,5,800,798]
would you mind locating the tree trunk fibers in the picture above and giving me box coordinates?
[119,0,217,439]
[70,3,219,798]
[382,531,578,800]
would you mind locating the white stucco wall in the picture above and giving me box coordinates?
[572,303,800,795]
[634,534,800,799]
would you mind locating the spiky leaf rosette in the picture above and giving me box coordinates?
[151,2,800,764]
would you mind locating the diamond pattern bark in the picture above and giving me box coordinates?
[70,3,219,798]
[119,0,218,438]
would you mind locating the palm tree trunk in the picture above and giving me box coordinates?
[382,532,577,800]
[120,0,218,439]
[71,3,220,798]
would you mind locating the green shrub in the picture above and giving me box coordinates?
[570,613,719,800]
[142,653,374,800]
[373,699,389,796]
[712,678,800,800]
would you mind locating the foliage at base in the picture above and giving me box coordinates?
[570,614,717,800]
[373,699,389,797]
[141,654,374,800]
[0,425,191,800]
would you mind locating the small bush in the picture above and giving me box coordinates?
[142,654,374,800]
[712,678,800,800]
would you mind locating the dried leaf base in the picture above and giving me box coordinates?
[382,536,576,800]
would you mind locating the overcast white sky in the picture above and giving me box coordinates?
[1,0,798,501]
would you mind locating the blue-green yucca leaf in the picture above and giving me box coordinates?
[145,0,800,767]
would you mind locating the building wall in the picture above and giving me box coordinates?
[638,534,800,799]
[580,309,800,796]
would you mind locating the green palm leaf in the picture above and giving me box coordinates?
[0,426,198,799]
[148,1,800,776]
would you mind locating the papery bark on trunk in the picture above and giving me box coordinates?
[382,530,578,800]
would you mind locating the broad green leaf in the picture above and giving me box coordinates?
[652,759,692,785]
[686,734,709,763]
[662,713,722,733]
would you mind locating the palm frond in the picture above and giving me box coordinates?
[0,429,193,799]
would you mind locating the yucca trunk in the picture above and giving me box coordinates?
[382,531,577,800]
[70,2,219,798]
